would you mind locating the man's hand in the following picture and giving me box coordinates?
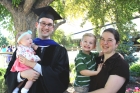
[18,55,36,68]
[20,69,40,81]
[18,55,27,64]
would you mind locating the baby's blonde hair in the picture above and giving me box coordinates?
[16,30,32,44]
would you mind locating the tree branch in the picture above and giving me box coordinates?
[34,0,54,8]
[54,19,66,31]
[23,0,36,15]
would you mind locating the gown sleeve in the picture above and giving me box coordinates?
[4,49,20,93]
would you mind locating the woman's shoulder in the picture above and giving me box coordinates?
[114,53,129,67]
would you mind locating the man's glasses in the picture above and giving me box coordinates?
[39,22,53,28]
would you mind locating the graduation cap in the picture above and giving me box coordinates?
[33,6,62,21]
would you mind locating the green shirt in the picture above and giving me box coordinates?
[74,50,99,87]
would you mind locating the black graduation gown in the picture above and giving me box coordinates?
[4,45,70,93]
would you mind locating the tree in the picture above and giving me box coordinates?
[51,29,71,47]
[0,0,66,38]
[64,0,140,37]
[0,4,14,34]
[51,29,65,44]
[0,33,9,47]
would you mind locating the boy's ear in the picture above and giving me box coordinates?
[92,44,96,50]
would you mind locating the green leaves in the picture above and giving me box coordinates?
[0,4,14,34]
[62,0,140,41]
[130,63,140,76]
[12,0,22,7]
[0,68,7,93]
[0,32,9,47]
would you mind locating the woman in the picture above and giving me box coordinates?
[89,28,129,93]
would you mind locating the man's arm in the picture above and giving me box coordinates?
[18,55,36,68]
[20,69,40,81]
[18,55,42,74]
[18,55,41,81]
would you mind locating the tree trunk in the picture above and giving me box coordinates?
[12,9,38,38]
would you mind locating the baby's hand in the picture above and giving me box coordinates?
[31,43,38,50]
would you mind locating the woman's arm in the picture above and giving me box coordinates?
[88,75,125,93]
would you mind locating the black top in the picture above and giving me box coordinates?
[89,53,129,93]
[4,45,70,93]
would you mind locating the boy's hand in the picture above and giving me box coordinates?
[96,63,103,73]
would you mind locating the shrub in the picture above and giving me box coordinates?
[117,41,138,65]
[69,63,76,85]
[130,63,140,77]
[0,68,7,93]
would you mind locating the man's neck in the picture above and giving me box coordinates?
[39,37,50,40]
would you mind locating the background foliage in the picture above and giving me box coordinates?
[0,33,9,47]
[0,68,7,93]
[130,63,140,77]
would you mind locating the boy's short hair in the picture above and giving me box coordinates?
[81,33,96,45]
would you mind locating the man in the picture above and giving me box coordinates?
[4,6,70,93]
